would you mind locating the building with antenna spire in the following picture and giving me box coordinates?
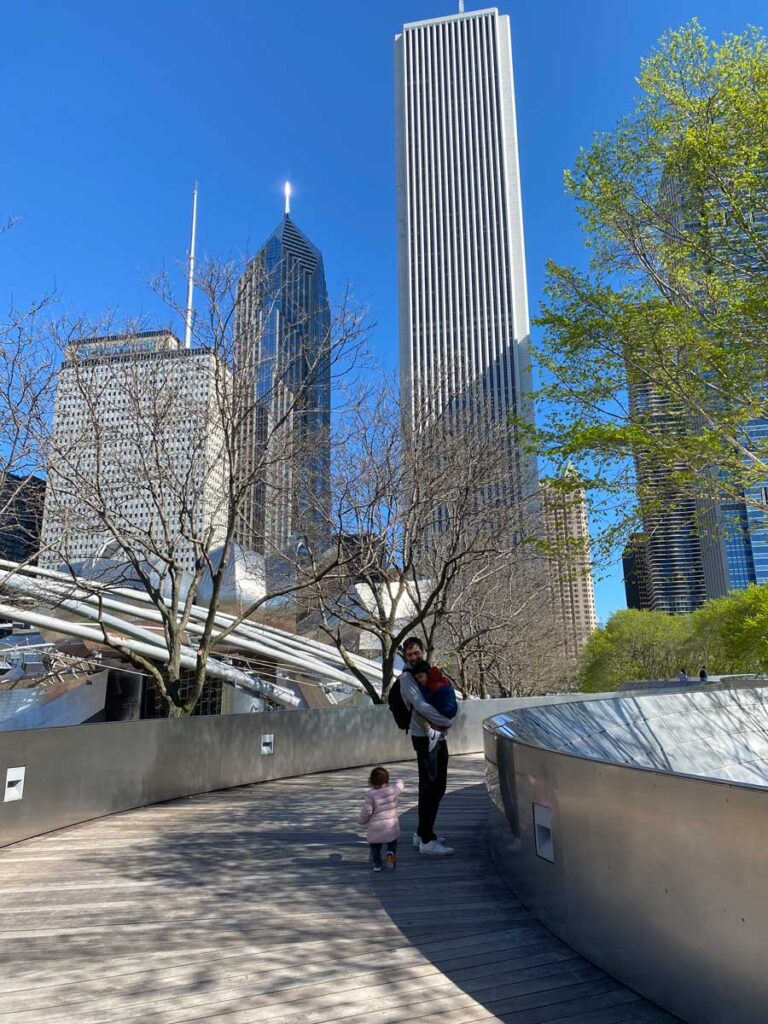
[38,189,233,579]
[183,182,199,349]
[234,195,331,578]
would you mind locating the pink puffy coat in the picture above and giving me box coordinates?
[358,779,405,843]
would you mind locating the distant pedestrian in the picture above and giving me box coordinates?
[699,665,708,682]
[358,766,404,872]
[679,669,688,682]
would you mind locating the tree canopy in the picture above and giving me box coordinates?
[529,20,768,552]
[579,584,768,691]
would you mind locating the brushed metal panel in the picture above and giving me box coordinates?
[0,698,514,848]
[487,725,768,1024]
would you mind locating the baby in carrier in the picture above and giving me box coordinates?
[410,659,458,751]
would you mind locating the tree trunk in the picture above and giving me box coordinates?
[379,652,396,702]
[478,655,488,699]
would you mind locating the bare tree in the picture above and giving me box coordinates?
[294,374,549,701]
[37,255,370,716]
[0,224,80,577]
[0,286,75,576]
[433,548,570,699]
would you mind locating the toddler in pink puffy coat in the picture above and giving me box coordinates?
[358,766,405,871]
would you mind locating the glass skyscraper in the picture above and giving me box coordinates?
[234,213,331,564]
[628,384,708,614]
[718,419,768,590]
[628,404,768,612]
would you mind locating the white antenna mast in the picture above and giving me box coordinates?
[184,181,199,349]
[459,0,465,12]
[284,180,292,216]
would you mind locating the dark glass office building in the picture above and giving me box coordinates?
[234,213,331,565]
[627,404,768,612]
[718,418,768,590]
[0,474,45,564]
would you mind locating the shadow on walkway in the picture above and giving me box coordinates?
[0,756,679,1024]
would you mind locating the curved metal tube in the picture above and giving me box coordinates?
[0,599,299,707]
[0,559,383,686]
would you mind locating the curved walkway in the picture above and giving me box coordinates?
[0,755,678,1024]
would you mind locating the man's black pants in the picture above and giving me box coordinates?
[412,736,449,843]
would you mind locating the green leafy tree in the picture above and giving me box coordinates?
[580,586,768,690]
[690,585,768,672]
[579,609,694,690]
[529,21,768,548]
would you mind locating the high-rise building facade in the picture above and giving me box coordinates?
[622,533,651,611]
[711,419,768,591]
[542,470,598,660]
[40,331,229,574]
[627,392,768,618]
[626,171,768,613]
[0,474,45,565]
[395,7,534,490]
[627,381,709,614]
[234,214,331,563]
[623,471,768,613]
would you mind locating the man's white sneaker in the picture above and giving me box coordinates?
[419,839,454,856]
[413,832,448,848]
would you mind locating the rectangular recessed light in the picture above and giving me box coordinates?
[533,803,554,862]
[4,767,26,803]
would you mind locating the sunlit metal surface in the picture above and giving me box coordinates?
[485,689,768,1024]
[0,697,514,848]
[0,559,383,709]
[487,687,768,784]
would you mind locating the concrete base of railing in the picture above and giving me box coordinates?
[0,699,516,848]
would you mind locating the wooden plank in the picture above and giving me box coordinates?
[0,754,679,1024]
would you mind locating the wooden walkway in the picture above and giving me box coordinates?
[0,755,679,1024]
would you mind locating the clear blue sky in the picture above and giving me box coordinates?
[1,0,765,621]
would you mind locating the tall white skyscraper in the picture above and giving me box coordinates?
[395,6,533,467]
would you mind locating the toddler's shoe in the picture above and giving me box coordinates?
[427,728,442,753]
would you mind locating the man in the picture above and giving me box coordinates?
[398,636,455,856]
